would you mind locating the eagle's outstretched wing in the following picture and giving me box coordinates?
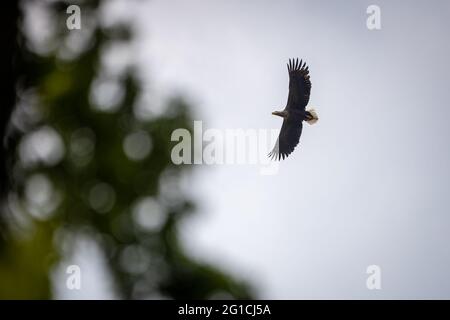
[268,117,303,160]
[269,58,311,160]
[286,58,311,110]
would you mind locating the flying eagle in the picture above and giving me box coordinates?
[269,58,318,160]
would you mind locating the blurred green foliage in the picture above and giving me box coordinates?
[0,0,253,299]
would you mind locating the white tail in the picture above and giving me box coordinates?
[306,108,319,125]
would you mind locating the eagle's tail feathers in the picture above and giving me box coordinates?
[306,108,319,125]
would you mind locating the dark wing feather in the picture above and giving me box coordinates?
[286,58,311,110]
[268,117,303,160]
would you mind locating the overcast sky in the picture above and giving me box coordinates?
[97,0,450,299]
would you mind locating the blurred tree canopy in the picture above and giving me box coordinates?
[0,0,253,299]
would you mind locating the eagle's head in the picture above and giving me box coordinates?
[272,110,288,118]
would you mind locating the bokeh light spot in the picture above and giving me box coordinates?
[24,173,60,220]
[19,126,65,167]
[132,197,165,232]
[123,131,152,161]
[88,182,116,213]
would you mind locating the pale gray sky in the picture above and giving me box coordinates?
[101,0,450,299]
